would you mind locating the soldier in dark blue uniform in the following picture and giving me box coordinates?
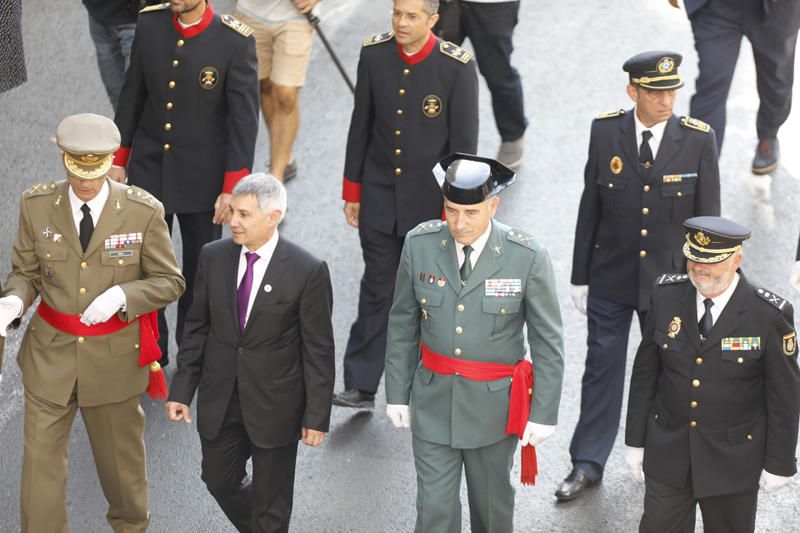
[672,0,800,173]
[556,51,721,501]
[332,0,479,409]
[625,216,799,533]
[112,1,259,363]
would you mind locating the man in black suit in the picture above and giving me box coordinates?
[166,173,335,533]
[112,0,259,364]
[333,0,479,409]
[625,216,799,533]
[557,51,721,501]
[671,0,800,173]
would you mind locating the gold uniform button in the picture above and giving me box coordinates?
[118,259,124,265]
[177,39,185,47]
[454,348,462,356]
[640,250,647,258]
[641,229,648,237]
[642,207,650,215]
[737,357,744,364]
[164,144,171,151]
[500,308,507,315]
[172,59,179,67]
[643,185,650,192]
[80,262,87,269]
[46,252,51,259]
[696,357,703,365]
[164,123,172,131]
[395,168,402,176]
[127,188,133,194]
[420,298,427,304]
[608,183,614,189]
[662,343,669,350]
[395,148,402,156]
[457,304,464,312]
[747,434,753,441]
[399,88,406,96]
[168,81,176,89]
[166,102,173,110]
[394,130,402,136]
[78,336,85,343]
[690,421,697,428]
[396,109,404,116]
[690,401,698,408]
[677,191,683,197]
[79,287,86,295]
[403,68,410,76]
[455,327,463,334]
[135,343,140,349]
[692,379,701,388]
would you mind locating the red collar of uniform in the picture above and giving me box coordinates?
[173,2,214,38]
[396,31,437,65]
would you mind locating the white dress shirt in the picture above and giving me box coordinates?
[456,221,492,270]
[67,180,109,233]
[696,273,740,327]
[237,231,280,326]
[633,107,668,159]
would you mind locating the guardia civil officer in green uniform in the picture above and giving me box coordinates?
[384,154,565,533]
[625,216,799,533]
[0,113,185,532]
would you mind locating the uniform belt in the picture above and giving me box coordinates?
[420,342,538,484]
[36,300,168,399]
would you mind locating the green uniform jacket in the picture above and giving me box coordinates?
[385,220,565,449]
[4,179,185,407]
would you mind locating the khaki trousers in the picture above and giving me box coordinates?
[21,388,149,533]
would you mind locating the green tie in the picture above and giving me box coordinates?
[460,245,473,286]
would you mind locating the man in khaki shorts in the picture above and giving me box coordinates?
[236,0,318,182]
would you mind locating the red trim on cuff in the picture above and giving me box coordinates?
[173,3,215,38]
[113,147,131,167]
[342,177,361,203]
[222,168,250,193]
[397,32,437,65]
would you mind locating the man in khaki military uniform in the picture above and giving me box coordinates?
[0,113,185,532]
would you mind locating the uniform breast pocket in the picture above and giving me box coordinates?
[720,349,763,365]
[415,286,444,333]
[34,242,69,288]
[597,176,628,216]
[653,330,684,353]
[482,296,523,338]
[661,179,696,221]
[101,248,141,283]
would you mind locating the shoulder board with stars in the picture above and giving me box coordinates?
[408,220,445,237]
[506,229,538,251]
[656,273,689,285]
[596,109,625,120]
[23,181,56,198]
[680,116,711,133]
[124,186,159,209]
[363,31,394,47]
[139,2,170,14]
[220,14,254,37]
[440,42,473,63]
[756,287,790,312]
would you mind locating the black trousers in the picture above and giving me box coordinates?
[437,1,527,142]
[158,211,221,361]
[200,387,299,533]
[640,475,758,533]
[343,225,405,393]
[690,0,798,151]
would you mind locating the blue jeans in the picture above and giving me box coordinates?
[87,13,136,110]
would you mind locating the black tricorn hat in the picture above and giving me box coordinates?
[432,153,516,205]
[682,216,752,264]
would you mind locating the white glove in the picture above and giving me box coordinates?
[790,261,800,292]
[760,470,793,493]
[570,284,589,315]
[80,286,126,326]
[521,422,555,446]
[624,446,645,483]
[386,404,411,428]
[0,295,23,337]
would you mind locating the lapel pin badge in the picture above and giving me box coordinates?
[264,284,272,293]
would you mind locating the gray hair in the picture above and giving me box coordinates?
[423,0,439,14]
[232,172,287,220]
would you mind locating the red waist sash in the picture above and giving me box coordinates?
[420,343,538,485]
[36,300,168,399]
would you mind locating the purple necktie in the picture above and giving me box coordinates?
[237,251,260,331]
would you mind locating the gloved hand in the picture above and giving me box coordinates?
[521,422,555,446]
[790,261,800,292]
[80,286,126,326]
[624,446,645,483]
[386,404,411,428]
[760,470,793,493]
[570,284,589,315]
[0,295,23,337]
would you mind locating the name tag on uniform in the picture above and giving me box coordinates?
[108,250,134,258]
[104,232,143,250]
[721,337,761,351]
[485,278,522,297]
[662,172,698,183]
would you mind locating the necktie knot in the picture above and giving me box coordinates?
[245,251,260,266]
[642,130,653,142]
[703,298,714,312]
[81,203,91,216]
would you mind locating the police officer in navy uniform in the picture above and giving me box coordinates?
[557,51,721,501]
[625,216,799,533]
[670,0,800,173]
[333,0,478,409]
[111,0,259,364]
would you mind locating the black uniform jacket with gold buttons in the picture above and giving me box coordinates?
[571,110,721,311]
[625,272,799,498]
[342,31,479,237]
[114,3,259,214]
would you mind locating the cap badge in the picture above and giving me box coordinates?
[422,94,443,118]
[657,57,675,74]
[668,316,682,338]
[695,231,711,246]
[199,66,219,90]
[610,155,623,175]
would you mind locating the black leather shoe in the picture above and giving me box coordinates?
[752,138,780,175]
[332,389,375,408]
[554,467,598,502]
